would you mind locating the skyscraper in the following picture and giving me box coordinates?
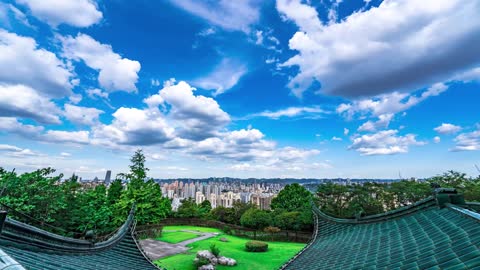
[104,170,112,185]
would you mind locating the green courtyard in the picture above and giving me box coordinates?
[154,225,305,270]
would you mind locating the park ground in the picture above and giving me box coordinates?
[153,225,305,270]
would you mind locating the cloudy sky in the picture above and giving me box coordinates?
[0,0,479,179]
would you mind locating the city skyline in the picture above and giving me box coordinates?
[1,0,480,179]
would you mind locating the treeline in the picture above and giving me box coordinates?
[316,171,480,218]
[1,148,478,238]
[0,150,171,238]
[175,183,314,238]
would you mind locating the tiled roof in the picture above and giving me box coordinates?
[0,208,159,270]
[282,192,480,270]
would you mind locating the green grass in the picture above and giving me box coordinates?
[155,226,305,270]
[156,231,200,244]
[162,225,223,233]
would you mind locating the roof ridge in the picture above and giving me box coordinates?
[314,196,437,224]
[0,206,136,254]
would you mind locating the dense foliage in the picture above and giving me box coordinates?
[245,240,268,252]
[316,171,480,218]
[0,149,171,238]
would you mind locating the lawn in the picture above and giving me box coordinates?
[162,225,223,233]
[155,227,305,270]
[156,231,200,244]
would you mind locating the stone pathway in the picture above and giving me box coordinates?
[139,231,219,260]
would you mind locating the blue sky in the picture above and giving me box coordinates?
[0,0,479,179]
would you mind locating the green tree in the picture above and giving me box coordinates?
[199,200,212,217]
[271,183,313,211]
[107,179,124,206]
[240,208,272,239]
[115,149,171,225]
[176,198,199,218]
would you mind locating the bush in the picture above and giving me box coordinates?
[210,243,220,257]
[245,240,268,252]
[223,226,232,235]
[194,257,210,268]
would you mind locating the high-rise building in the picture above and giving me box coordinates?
[104,170,112,185]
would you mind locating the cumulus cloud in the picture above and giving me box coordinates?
[433,136,441,143]
[338,83,448,119]
[0,144,41,158]
[61,33,141,93]
[357,114,394,132]
[170,0,260,33]
[63,104,103,126]
[434,123,462,135]
[244,106,326,120]
[152,80,231,140]
[278,0,480,97]
[43,130,90,144]
[349,130,425,156]
[16,0,102,27]
[190,128,320,163]
[0,30,73,98]
[92,107,174,146]
[193,58,247,95]
[451,129,480,151]
[0,84,61,124]
[0,117,44,138]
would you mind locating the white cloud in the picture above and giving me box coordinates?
[64,104,103,126]
[358,114,394,132]
[338,84,448,119]
[16,0,102,27]
[331,136,342,141]
[86,88,109,99]
[344,128,349,135]
[60,152,71,157]
[278,0,480,97]
[276,0,322,34]
[193,58,247,95]
[154,80,231,140]
[69,93,82,104]
[452,129,480,151]
[434,123,462,135]
[61,33,141,93]
[43,130,90,144]
[0,84,61,124]
[0,144,40,158]
[170,0,260,33]
[349,130,425,156]
[433,136,441,143]
[92,107,174,146]
[244,106,326,120]
[0,30,73,98]
[0,117,44,138]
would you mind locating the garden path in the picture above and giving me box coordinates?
[139,231,219,260]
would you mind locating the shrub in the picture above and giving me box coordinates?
[194,257,210,268]
[223,226,232,235]
[210,243,221,257]
[245,240,268,252]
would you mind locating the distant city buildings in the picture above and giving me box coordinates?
[160,180,282,210]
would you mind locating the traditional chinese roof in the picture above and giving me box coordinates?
[0,208,158,270]
[282,189,480,270]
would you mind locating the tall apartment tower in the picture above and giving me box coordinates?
[104,170,112,185]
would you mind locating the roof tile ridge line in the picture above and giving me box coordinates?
[0,248,26,270]
[4,218,90,244]
[313,196,436,224]
[445,203,480,222]
[92,205,137,250]
[278,207,320,270]
[2,205,136,253]
[131,219,162,270]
